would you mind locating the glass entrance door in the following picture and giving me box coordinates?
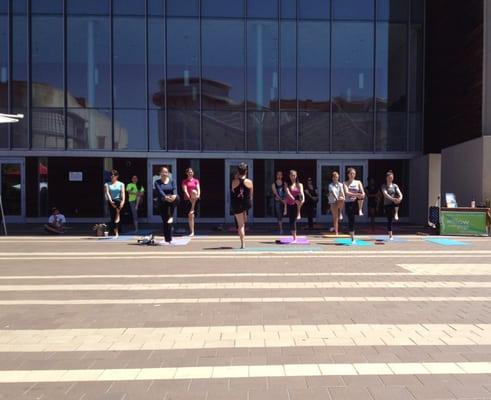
[0,159,25,222]
[147,159,177,223]
[225,159,254,223]
[317,160,368,222]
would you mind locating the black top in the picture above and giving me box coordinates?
[232,177,251,201]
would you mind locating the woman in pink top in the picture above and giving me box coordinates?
[284,170,305,243]
[181,167,201,237]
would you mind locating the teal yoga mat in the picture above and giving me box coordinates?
[425,238,467,246]
[334,238,373,247]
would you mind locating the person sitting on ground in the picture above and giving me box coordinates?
[44,207,66,234]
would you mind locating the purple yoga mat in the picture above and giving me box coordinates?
[277,236,310,245]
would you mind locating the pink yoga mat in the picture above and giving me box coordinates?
[276,236,310,245]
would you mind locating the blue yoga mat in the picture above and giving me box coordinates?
[425,238,468,246]
[334,238,373,247]
[98,235,136,242]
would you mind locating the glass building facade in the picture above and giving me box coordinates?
[0,0,424,153]
[0,0,425,222]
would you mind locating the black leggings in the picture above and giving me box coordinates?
[159,201,176,242]
[108,200,121,234]
[287,204,297,232]
[385,204,395,232]
[345,202,357,232]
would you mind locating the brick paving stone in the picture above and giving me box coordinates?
[1,237,491,398]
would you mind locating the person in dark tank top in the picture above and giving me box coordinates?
[230,162,253,249]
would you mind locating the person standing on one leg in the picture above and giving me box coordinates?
[381,170,403,240]
[126,175,144,233]
[155,166,179,245]
[231,163,253,249]
[343,168,365,244]
[285,170,305,243]
[272,171,286,234]
[105,170,125,238]
[328,171,345,236]
[182,167,200,237]
[304,178,318,230]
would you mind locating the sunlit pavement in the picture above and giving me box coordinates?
[0,234,490,400]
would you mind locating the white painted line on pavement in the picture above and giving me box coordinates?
[0,281,490,291]
[0,362,489,382]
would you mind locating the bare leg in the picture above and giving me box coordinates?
[235,212,246,249]
[332,203,339,236]
[394,206,399,221]
[188,213,195,236]
[358,199,364,216]
[296,201,302,220]
[115,208,121,224]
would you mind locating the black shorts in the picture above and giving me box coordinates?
[231,199,251,215]
[183,199,199,215]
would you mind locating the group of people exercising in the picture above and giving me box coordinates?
[104,163,403,247]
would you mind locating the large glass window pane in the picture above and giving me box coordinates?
[202,19,245,110]
[332,22,374,112]
[114,109,147,151]
[32,0,64,107]
[149,0,165,16]
[332,113,373,151]
[298,21,330,111]
[0,0,8,115]
[67,0,109,15]
[12,107,28,148]
[2,163,22,215]
[167,110,200,150]
[167,18,200,109]
[299,111,329,151]
[247,111,278,151]
[203,110,245,151]
[113,0,145,15]
[280,21,296,110]
[113,16,146,108]
[0,109,7,148]
[32,108,65,149]
[248,0,278,18]
[12,1,28,108]
[202,0,244,17]
[281,0,296,19]
[333,0,374,20]
[375,112,406,151]
[67,6,111,108]
[280,111,296,151]
[167,0,198,16]
[148,16,165,109]
[66,108,111,149]
[299,0,330,19]
[247,20,279,111]
[377,0,409,21]
[376,23,407,111]
[149,109,166,150]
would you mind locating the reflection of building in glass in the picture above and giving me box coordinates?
[2,81,127,150]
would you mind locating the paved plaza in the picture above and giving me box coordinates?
[0,233,491,399]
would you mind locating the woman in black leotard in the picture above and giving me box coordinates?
[230,163,253,249]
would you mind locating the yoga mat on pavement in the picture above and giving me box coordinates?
[157,237,191,246]
[425,238,467,246]
[276,236,310,245]
[334,238,373,247]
